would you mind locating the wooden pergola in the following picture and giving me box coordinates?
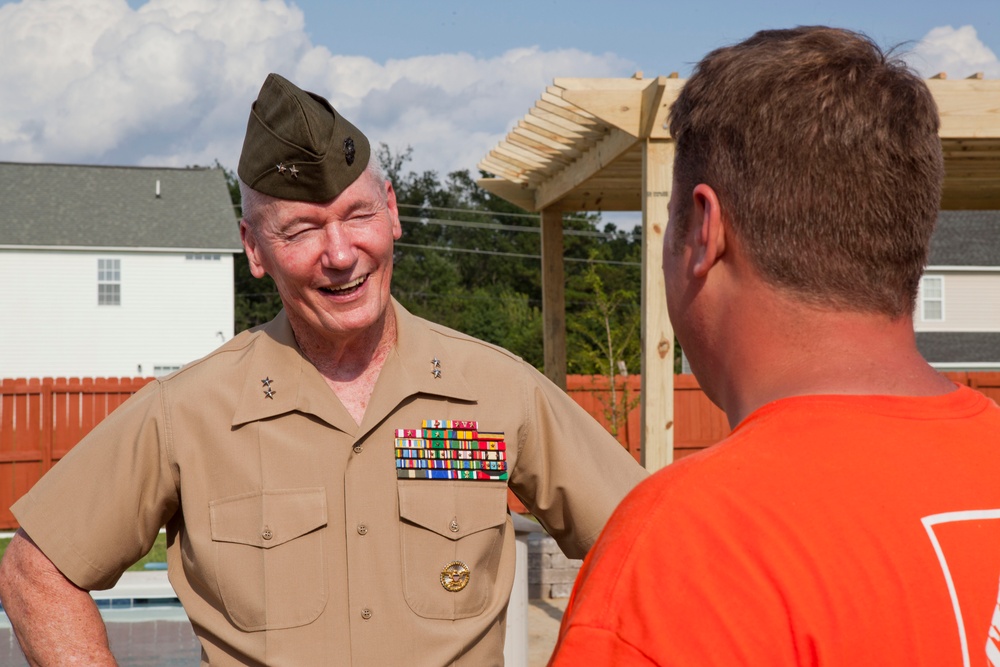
[476,73,1000,472]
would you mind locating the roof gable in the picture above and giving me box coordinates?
[0,162,242,251]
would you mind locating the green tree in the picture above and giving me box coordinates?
[567,260,641,435]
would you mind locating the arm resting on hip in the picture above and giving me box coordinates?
[0,529,117,666]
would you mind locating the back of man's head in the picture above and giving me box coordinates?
[668,26,943,317]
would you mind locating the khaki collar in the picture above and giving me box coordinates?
[231,300,476,437]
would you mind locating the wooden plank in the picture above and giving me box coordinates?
[535,99,601,128]
[927,79,1000,140]
[640,139,675,472]
[523,111,589,140]
[515,120,579,147]
[524,104,601,137]
[475,178,537,212]
[535,127,638,210]
[541,208,567,389]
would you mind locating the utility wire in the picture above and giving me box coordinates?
[395,242,641,267]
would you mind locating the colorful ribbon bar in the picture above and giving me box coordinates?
[395,448,506,461]
[421,419,478,429]
[397,469,509,481]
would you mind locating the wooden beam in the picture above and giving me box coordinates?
[541,208,567,388]
[474,178,537,212]
[535,127,638,210]
[927,79,1000,139]
[640,139,675,472]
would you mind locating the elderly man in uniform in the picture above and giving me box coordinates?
[0,73,646,666]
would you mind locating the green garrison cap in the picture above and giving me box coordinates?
[237,73,371,202]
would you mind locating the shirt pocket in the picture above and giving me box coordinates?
[397,481,508,620]
[209,487,328,631]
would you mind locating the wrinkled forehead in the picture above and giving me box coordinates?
[250,169,387,225]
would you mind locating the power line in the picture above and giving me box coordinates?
[395,242,641,267]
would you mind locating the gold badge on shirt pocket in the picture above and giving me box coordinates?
[440,560,471,592]
[395,420,507,481]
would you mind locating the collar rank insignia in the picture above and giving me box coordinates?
[394,420,507,481]
[261,377,275,399]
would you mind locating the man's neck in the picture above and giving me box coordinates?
[708,293,955,429]
[291,307,399,425]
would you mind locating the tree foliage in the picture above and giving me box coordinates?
[223,147,645,375]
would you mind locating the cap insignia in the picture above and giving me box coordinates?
[344,137,356,166]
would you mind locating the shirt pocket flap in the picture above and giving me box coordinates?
[210,488,327,549]
[398,482,507,541]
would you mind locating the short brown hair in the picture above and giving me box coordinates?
[668,26,943,316]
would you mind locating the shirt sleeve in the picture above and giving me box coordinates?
[507,362,648,558]
[11,380,180,590]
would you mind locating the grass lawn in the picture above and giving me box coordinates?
[0,532,168,572]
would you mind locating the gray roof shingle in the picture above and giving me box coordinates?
[0,162,242,251]
[916,332,1000,364]
[928,211,1000,267]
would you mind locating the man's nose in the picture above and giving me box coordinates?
[320,224,359,270]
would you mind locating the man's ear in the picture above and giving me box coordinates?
[690,184,726,278]
[385,180,402,241]
[240,220,268,279]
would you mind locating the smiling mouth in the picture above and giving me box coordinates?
[320,274,368,296]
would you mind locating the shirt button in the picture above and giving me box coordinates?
[353,444,363,454]
[261,527,273,541]
[357,524,368,536]
[361,608,372,620]
[449,519,459,533]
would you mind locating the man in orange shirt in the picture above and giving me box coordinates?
[549,26,1000,666]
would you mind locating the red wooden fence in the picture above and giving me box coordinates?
[3,372,999,528]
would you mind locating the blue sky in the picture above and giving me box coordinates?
[1,0,997,183]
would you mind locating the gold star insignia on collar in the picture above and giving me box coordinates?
[264,387,275,399]
[432,368,442,379]
[431,358,442,378]
[276,163,286,174]
[289,165,299,178]
[261,377,273,387]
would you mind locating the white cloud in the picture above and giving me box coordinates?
[0,0,632,177]
[905,25,1000,79]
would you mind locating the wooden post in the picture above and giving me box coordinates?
[640,139,675,472]
[540,207,567,390]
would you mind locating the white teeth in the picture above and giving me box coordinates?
[327,275,366,292]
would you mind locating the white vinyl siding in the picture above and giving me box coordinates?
[0,249,235,378]
[915,270,1000,332]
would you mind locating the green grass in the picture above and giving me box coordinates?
[0,532,168,572]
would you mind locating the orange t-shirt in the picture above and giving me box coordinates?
[550,385,1000,666]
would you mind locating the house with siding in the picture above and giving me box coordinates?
[915,210,1000,370]
[0,161,243,379]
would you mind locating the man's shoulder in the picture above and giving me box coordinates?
[154,324,270,388]
[406,312,526,366]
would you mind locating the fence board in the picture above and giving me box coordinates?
[3,372,998,528]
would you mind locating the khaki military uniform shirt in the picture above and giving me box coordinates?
[13,300,646,666]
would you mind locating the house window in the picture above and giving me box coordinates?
[98,258,121,306]
[185,253,221,261]
[921,275,944,321]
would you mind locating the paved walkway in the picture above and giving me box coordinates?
[529,596,568,666]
